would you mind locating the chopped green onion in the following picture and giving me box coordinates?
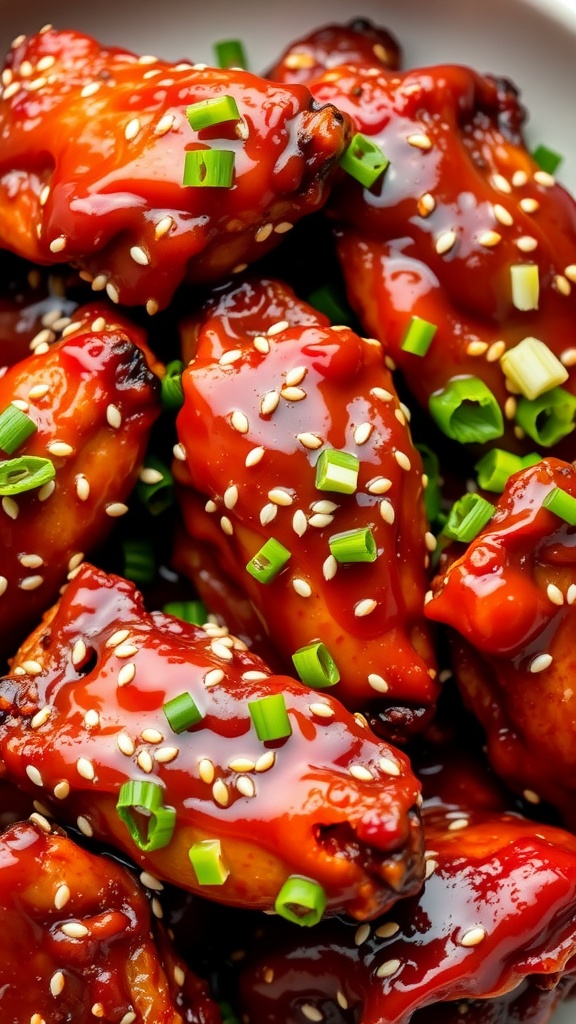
[0,455,55,495]
[214,39,248,69]
[122,538,156,585]
[500,337,567,400]
[510,264,539,311]
[136,455,174,516]
[163,691,204,733]
[163,599,207,625]
[218,1001,241,1024]
[189,839,229,885]
[474,448,529,492]
[183,150,235,188]
[0,405,37,454]
[428,377,504,444]
[416,444,443,525]
[542,486,576,525]
[329,527,377,563]
[443,492,495,543]
[532,144,562,175]
[186,95,240,131]
[315,448,359,494]
[292,641,340,689]
[161,360,185,410]
[248,693,292,741]
[274,875,327,927]
[307,283,355,327]
[116,780,176,852]
[339,132,389,189]
[515,386,576,446]
[246,537,291,583]
[401,316,437,356]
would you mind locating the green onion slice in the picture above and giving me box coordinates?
[315,449,359,494]
[292,641,340,689]
[214,39,248,69]
[246,537,291,583]
[183,150,235,188]
[122,538,156,585]
[161,360,185,410]
[515,386,576,447]
[163,599,207,625]
[443,492,495,544]
[137,455,174,516]
[339,132,390,189]
[307,283,355,327]
[0,405,37,454]
[416,444,443,525]
[186,95,240,131]
[116,780,176,852]
[474,448,528,492]
[0,455,55,495]
[401,316,437,356]
[329,527,377,563]
[189,839,230,885]
[274,875,327,927]
[500,337,567,401]
[542,486,576,525]
[248,693,292,741]
[532,144,562,175]
[510,264,539,311]
[428,376,504,445]
[163,691,204,733]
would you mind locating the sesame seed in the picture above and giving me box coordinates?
[91,274,108,291]
[534,169,555,188]
[477,230,502,247]
[11,399,28,412]
[375,921,400,940]
[259,503,278,526]
[155,746,179,764]
[117,733,135,756]
[255,222,273,242]
[460,926,486,947]
[253,335,270,354]
[146,299,159,316]
[367,476,392,494]
[529,652,553,673]
[47,441,74,458]
[567,584,576,606]
[322,554,337,580]
[504,396,517,419]
[91,1003,105,1017]
[309,702,335,718]
[220,515,234,535]
[448,817,469,831]
[49,235,67,254]
[515,236,538,252]
[268,487,293,506]
[407,132,432,150]
[106,282,120,304]
[417,192,436,216]
[125,117,141,140]
[2,81,20,100]
[371,387,393,402]
[490,173,511,193]
[285,366,307,388]
[30,328,55,350]
[493,203,513,226]
[236,775,256,798]
[54,884,71,909]
[139,728,162,744]
[76,757,95,781]
[260,390,280,415]
[547,582,564,605]
[205,668,225,688]
[107,629,131,648]
[275,221,294,233]
[105,502,129,517]
[20,575,44,590]
[119,1014,137,1024]
[137,750,154,773]
[53,781,70,800]
[29,811,52,832]
[129,245,150,266]
[292,578,312,597]
[523,788,541,804]
[301,1006,323,1022]
[31,706,52,729]
[555,274,571,296]
[486,339,506,361]
[255,751,275,772]
[354,422,373,445]
[425,858,438,879]
[139,467,164,485]
[355,923,371,945]
[212,779,229,806]
[50,971,65,996]
[376,958,401,979]
[435,230,457,255]
[231,410,249,433]
[2,496,18,520]
[117,663,136,687]
[425,531,437,552]
[75,475,90,500]
[106,403,122,428]
[267,320,289,336]
[379,757,400,776]
[280,386,306,401]
[21,659,43,675]
[80,81,100,98]
[394,450,411,471]
[519,197,539,213]
[394,408,406,426]
[565,265,576,283]
[84,710,100,728]
[219,349,242,367]
[115,643,139,659]
[379,499,395,525]
[61,922,89,939]
[349,763,374,781]
[560,348,576,367]
[368,673,389,693]
[308,513,334,528]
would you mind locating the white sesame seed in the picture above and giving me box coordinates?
[448,817,470,831]
[425,858,438,878]
[534,169,555,188]
[460,926,486,947]
[75,475,90,501]
[274,221,294,233]
[291,509,307,537]
[71,639,87,666]
[31,706,52,729]
[259,503,278,526]
[376,958,401,979]
[211,640,233,661]
[267,320,289,336]
[21,659,43,675]
[119,1014,137,1024]
[54,781,70,800]
[212,778,229,806]
[308,513,334,528]
[129,245,150,266]
[236,775,256,798]
[54,883,71,909]
[477,230,502,247]
[268,487,293,506]
[20,575,44,590]
[76,757,95,781]
[105,502,129,517]
[49,236,67,254]
[547,583,564,606]
[349,763,374,781]
[255,751,275,772]
[47,441,74,458]
[301,1007,323,1023]
[106,404,122,428]
[490,173,511,193]
[2,496,18,520]
[114,644,139,659]
[407,132,432,150]
[50,971,65,996]
[355,923,371,945]
[2,81,20,100]
[354,422,373,445]
[154,114,175,137]
[435,230,457,255]
[29,811,52,833]
[280,386,306,401]
[379,499,395,525]
[368,673,389,693]
[255,222,273,243]
[322,554,338,580]
[139,467,164,485]
[493,203,513,226]
[565,264,576,283]
[529,652,553,673]
[309,702,335,719]
[137,750,154,773]
[519,197,539,213]
[84,710,100,729]
[61,922,89,939]
[253,335,270,354]
[205,668,225,688]
[172,442,187,462]
[367,476,392,495]
[231,410,249,433]
[117,663,136,687]
[523,788,541,804]
[285,366,307,388]
[515,236,538,252]
[91,1002,105,1017]
[140,729,163,744]
[28,383,50,402]
[80,81,100,98]
[504,396,517,419]
[555,274,572,296]
[155,746,179,764]
[105,282,120,304]
[375,921,400,939]
[292,578,312,597]
[107,629,131,648]
[394,450,411,471]
[125,117,141,140]
[117,733,135,756]
[379,757,400,776]
[220,515,234,535]
[486,339,506,361]
[26,764,43,788]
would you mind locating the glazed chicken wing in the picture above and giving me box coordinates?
[173,276,439,740]
[0,562,424,922]
[265,17,400,84]
[0,28,351,312]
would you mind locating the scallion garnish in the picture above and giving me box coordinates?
[542,486,576,525]
[116,780,176,852]
[246,537,291,583]
[122,538,156,585]
[307,283,355,326]
[443,492,495,544]
[315,448,359,494]
[401,316,437,356]
[500,337,567,400]
[186,95,240,131]
[161,360,185,410]
[329,527,377,563]
[416,444,444,526]
[163,691,204,733]
[515,386,576,446]
[510,264,539,311]
[0,405,37,454]
[532,144,562,175]
[189,839,230,885]
[474,448,528,492]
[292,641,340,689]
[214,39,248,69]
[428,377,504,444]
[274,875,327,927]
[183,150,235,188]
[163,599,208,625]
[136,456,174,516]
[0,455,55,496]
[339,132,389,189]
[248,693,292,741]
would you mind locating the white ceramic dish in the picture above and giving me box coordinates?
[0,1,575,1021]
